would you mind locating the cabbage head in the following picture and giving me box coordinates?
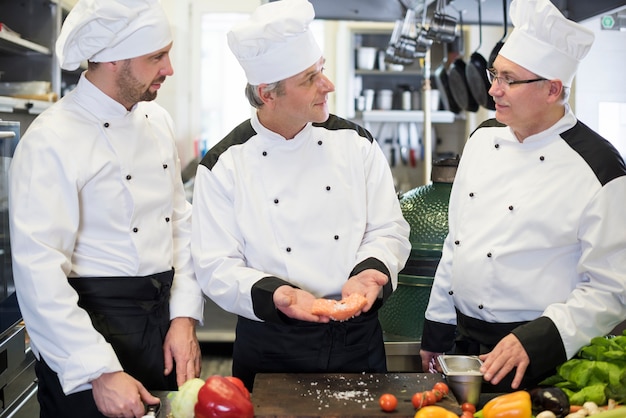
[168,378,205,418]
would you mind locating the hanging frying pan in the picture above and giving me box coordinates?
[434,38,462,114]
[466,0,495,110]
[488,0,508,67]
[447,10,479,113]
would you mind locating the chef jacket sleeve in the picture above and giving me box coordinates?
[529,176,626,359]
[9,125,122,395]
[352,136,411,288]
[192,161,267,321]
[164,114,205,323]
[420,147,468,353]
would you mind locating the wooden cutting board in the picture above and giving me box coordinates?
[251,373,462,417]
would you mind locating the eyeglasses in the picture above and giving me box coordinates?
[486,68,546,87]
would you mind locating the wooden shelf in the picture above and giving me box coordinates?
[0,31,50,55]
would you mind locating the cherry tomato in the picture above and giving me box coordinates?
[412,392,425,409]
[433,382,449,395]
[461,403,477,414]
[433,389,444,401]
[461,411,475,418]
[379,393,398,412]
[423,390,437,406]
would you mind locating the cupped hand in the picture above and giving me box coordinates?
[342,269,388,312]
[273,285,328,322]
[91,371,159,417]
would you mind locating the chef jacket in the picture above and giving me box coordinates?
[9,74,204,395]
[191,112,411,321]
[423,105,626,365]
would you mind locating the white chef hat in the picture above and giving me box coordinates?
[498,0,594,87]
[56,0,172,71]
[227,0,322,85]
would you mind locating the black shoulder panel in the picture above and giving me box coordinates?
[199,119,256,171]
[313,114,375,143]
[561,121,626,186]
[469,118,506,138]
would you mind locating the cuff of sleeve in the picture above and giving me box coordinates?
[60,344,123,395]
[351,257,393,300]
[251,276,294,323]
[169,292,205,324]
[421,318,456,353]
[511,316,567,378]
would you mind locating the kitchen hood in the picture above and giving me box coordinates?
[270,0,626,25]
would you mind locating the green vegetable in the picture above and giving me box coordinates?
[540,331,626,406]
[168,378,205,418]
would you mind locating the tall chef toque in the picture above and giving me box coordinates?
[227,0,322,85]
[56,0,172,71]
[498,0,594,87]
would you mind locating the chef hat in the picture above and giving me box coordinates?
[498,0,594,87]
[227,0,322,85]
[56,0,172,71]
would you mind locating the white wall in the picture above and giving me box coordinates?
[575,17,626,156]
[157,0,262,166]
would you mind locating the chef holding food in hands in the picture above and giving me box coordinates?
[191,0,411,392]
[420,0,626,393]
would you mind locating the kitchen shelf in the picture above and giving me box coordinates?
[0,96,53,114]
[0,31,51,55]
[362,110,456,123]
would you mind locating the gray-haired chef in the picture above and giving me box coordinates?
[191,0,410,392]
[420,0,626,392]
[9,0,204,416]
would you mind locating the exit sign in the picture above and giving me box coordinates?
[601,14,616,30]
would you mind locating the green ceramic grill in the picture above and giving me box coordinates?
[379,157,459,340]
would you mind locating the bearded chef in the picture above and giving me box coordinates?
[9,0,204,416]
[420,0,626,392]
[191,0,411,391]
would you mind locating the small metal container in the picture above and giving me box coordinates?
[438,355,483,405]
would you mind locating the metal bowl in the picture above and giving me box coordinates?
[438,355,483,405]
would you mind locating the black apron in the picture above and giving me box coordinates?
[36,269,175,418]
[232,301,387,392]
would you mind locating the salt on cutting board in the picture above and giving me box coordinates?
[252,372,463,417]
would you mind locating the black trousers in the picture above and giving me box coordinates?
[232,305,387,392]
[36,270,175,418]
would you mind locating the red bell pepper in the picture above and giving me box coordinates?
[194,375,254,418]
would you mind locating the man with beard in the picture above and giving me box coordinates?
[8,0,204,417]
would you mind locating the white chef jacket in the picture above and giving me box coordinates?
[192,112,411,321]
[9,74,204,395]
[425,106,626,359]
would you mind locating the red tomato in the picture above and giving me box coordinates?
[423,390,437,406]
[461,411,474,418]
[379,393,398,412]
[433,389,444,401]
[412,392,425,409]
[225,376,250,399]
[461,403,477,414]
[433,382,449,395]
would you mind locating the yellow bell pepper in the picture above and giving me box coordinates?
[414,405,458,418]
[482,391,532,418]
